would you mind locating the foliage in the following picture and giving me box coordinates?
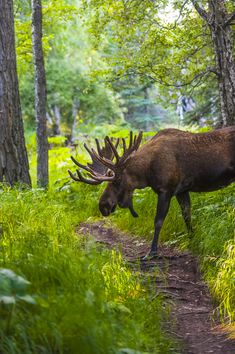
[16,0,181,133]
[183,79,219,126]
[9,0,235,344]
[15,0,235,131]
[15,0,76,75]
[0,269,35,306]
[113,78,179,130]
[16,0,125,133]
[214,243,235,322]
[81,1,211,87]
[0,142,178,353]
[110,180,235,324]
[2,122,235,352]
[81,0,234,124]
[0,269,36,335]
[45,130,235,325]
[190,189,235,322]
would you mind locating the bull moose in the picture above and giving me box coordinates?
[68,127,235,258]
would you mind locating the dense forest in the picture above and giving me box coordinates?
[0,0,235,353]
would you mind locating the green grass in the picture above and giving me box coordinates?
[49,139,235,326]
[0,142,178,353]
[2,132,235,353]
[110,185,235,324]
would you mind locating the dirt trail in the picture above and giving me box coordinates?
[79,221,235,354]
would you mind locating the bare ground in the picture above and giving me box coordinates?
[78,221,235,354]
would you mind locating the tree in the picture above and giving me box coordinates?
[192,0,235,126]
[113,77,176,129]
[15,1,124,136]
[82,0,235,126]
[32,0,48,187]
[0,0,31,186]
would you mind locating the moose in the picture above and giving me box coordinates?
[68,127,235,258]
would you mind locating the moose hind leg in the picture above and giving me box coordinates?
[176,192,193,233]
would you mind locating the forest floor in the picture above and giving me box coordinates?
[79,221,235,354]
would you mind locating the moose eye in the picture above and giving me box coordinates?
[107,170,115,177]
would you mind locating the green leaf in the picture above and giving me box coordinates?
[17,295,36,305]
[0,295,16,305]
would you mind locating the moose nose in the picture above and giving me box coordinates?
[100,206,111,217]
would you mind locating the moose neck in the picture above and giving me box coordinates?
[124,152,150,190]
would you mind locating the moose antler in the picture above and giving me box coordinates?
[68,169,101,185]
[68,132,143,184]
[68,138,118,184]
[87,138,119,174]
[93,131,143,171]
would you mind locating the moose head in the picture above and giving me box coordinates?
[68,132,143,219]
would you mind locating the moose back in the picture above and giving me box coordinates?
[68,127,235,258]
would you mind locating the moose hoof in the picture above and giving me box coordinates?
[141,252,158,261]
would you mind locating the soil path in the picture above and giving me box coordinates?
[79,221,235,354]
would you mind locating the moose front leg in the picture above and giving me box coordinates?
[176,192,193,233]
[144,192,172,259]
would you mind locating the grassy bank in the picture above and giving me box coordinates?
[1,132,234,353]
[112,185,235,325]
[0,143,178,353]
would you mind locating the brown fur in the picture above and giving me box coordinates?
[99,127,235,257]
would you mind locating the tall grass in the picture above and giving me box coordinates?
[0,142,178,353]
[46,136,235,325]
[3,130,234,353]
[111,185,235,324]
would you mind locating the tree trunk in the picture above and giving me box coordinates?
[144,87,151,131]
[208,1,235,126]
[32,0,48,187]
[0,0,31,186]
[53,105,61,136]
[192,0,235,126]
[71,99,80,143]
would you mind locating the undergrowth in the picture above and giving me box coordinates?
[111,185,235,325]
[2,130,235,353]
[0,142,177,353]
[54,136,235,326]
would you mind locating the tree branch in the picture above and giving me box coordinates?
[105,66,219,89]
[143,0,191,31]
[191,0,209,22]
[146,67,218,88]
[224,11,235,27]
